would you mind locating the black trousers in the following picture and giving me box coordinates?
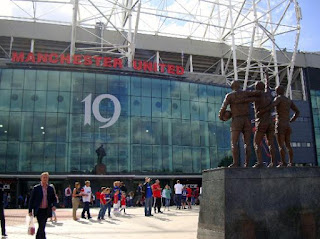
[0,206,5,236]
[154,197,162,212]
[36,208,48,239]
[82,202,91,218]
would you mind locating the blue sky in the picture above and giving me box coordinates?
[299,0,320,52]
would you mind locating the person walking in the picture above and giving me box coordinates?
[152,179,162,213]
[105,188,112,218]
[49,184,58,222]
[135,183,142,206]
[64,185,72,208]
[72,182,82,221]
[174,180,183,209]
[119,192,127,214]
[0,184,7,237]
[186,186,192,209]
[163,185,171,211]
[97,187,107,220]
[81,180,92,219]
[143,177,153,216]
[28,172,57,239]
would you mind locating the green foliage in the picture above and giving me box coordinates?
[218,156,233,167]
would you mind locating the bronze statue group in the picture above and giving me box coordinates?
[219,72,300,168]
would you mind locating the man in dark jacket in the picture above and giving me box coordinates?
[0,183,6,237]
[29,172,57,239]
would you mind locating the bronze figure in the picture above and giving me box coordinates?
[219,81,259,168]
[258,85,300,167]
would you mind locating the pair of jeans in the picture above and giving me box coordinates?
[0,206,6,236]
[154,197,162,212]
[98,204,106,219]
[176,194,182,207]
[36,208,48,239]
[144,197,153,216]
[165,198,170,207]
[81,202,91,218]
[106,204,111,216]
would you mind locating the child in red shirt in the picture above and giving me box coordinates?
[113,190,119,214]
[119,192,126,214]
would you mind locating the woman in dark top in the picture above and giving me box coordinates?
[72,182,82,220]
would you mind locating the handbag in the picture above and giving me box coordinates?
[26,215,35,235]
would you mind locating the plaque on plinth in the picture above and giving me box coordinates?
[197,167,320,239]
[95,163,106,175]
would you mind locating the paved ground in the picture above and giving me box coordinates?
[4,206,199,239]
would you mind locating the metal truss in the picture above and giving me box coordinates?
[0,0,302,98]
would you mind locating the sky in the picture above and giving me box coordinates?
[298,0,320,52]
[0,0,319,52]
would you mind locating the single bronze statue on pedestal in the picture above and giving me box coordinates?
[219,81,260,168]
[95,144,107,174]
[258,85,300,167]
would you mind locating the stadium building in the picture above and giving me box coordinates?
[0,0,319,205]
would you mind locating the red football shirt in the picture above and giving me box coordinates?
[187,188,192,198]
[152,184,161,198]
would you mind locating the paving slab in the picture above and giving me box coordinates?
[4,206,199,239]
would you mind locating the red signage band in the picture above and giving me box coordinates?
[11,52,185,76]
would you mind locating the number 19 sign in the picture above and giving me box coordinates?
[82,94,121,128]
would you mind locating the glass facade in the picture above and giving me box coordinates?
[0,68,231,174]
[310,90,320,165]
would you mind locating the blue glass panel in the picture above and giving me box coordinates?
[190,83,198,101]
[172,99,181,118]
[6,142,19,172]
[180,82,190,100]
[22,90,35,111]
[199,84,207,102]
[0,69,12,89]
[192,147,201,173]
[83,73,96,93]
[95,73,108,94]
[80,142,94,173]
[152,118,162,145]
[152,79,162,98]
[56,143,67,172]
[21,112,33,141]
[47,71,59,91]
[141,78,151,97]
[71,72,83,92]
[131,96,141,116]
[131,77,141,96]
[0,90,10,111]
[182,147,192,173]
[45,113,57,142]
[70,143,81,173]
[0,112,9,141]
[132,145,141,172]
[141,145,152,172]
[12,69,24,89]
[57,92,71,113]
[152,145,162,172]
[36,70,48,91]
[44,142,56,172]
[46,91,59,112]
[8,112,21,141]
[34,91,47,112]
[59,71,71,92]
[161,80,170,98]
[191,101,199,120]
[172,146,182,172]
[171,81,180,99]
[0,143,6,172]
[161,98,171,118]
[10,90,23,111]
[24,70,36,90]
[119,144,129,173]
[19,142,32,172]
[152,97,162,117]
[181,100,190,119]
[181,120,191,146]
[141,97,151,117]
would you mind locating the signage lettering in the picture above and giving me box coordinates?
[82,93,121,129]
[11,52,185,75]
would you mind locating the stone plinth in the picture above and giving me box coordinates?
[197,167,320,239]
[95,163,106,175]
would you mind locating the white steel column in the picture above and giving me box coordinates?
[268,0,280,86]
[221,58,225,76]
[127,0,133,68]
[243,0,257,90]
[300,68,306,101]
[229,0,238,81]
[286,0,301,97]
[30,39,34,53]
[190,55,193,72]
[156,51,160,71]
[70,0,79,58]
